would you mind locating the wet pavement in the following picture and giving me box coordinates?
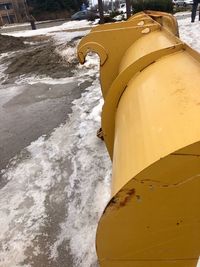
[0,21,112,267]
[0,79,92,171]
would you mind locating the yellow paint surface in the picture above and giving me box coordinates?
[77,11,200,267]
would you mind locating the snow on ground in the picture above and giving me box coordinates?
[0,54,8,83]
[1,20,63,29]
[0,52,111,266]
[51,30,90,44]
[175,10,191,18]
[178,15,200,52]
[52,30,90,63]
[0,13,200,267]
[2,20,93,38]
[0,21,112,266]
[48,80,111,266]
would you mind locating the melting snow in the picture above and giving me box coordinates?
[50,30,90,44]
[0,84,111,264]
[2,20,93,38]
[0,51,111,267]
[178,16,200,52]
[52,30,90,64]
[0,53,11,84]
[0,13,200,267]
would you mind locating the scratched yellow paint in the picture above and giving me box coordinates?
[78,11,200,267]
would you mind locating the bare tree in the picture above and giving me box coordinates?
[98,0,104,24]
[126,0,131,18]
[12,1,27,22]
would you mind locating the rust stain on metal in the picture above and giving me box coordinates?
[97,128,104,140]
[106,188,136,212]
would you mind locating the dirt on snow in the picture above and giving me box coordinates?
[0,34,80,81]
[0,34,27,53]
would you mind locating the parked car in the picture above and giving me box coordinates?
[172,0,185,6]
[71,10,99,21]
[173,0,193,6]
[184,0,193,5]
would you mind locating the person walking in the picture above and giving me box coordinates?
[191,0,200,22]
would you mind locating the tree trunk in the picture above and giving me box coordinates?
[98,0,104,24]
[125,0,131,19]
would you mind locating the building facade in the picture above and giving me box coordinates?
[0,0,28,26]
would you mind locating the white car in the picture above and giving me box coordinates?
[184,0,193,5]
[173,0,185,6]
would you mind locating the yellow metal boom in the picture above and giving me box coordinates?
[78,11,200,267]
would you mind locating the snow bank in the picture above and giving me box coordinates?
[0,53,111,267]
[49,80,111,266]
[52,30,90,63]
[2,20,92,38]
[178,16,200,52]
[0,52,12,84]
[51,30,90,44]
